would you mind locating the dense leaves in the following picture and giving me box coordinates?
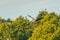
[0,16,36,40]
[28,11,60,40]
[0,10,60,40]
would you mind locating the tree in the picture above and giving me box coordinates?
[28,12,60,40]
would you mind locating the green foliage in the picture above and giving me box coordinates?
[28,11,60,40]
[0,10,60,40]
[0,16,36,40]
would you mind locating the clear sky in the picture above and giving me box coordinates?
[0,0,60,20]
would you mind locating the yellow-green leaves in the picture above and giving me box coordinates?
[28,11,60,40]
[0,11,60,40]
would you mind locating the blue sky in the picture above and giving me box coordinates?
[0,0,60,20]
